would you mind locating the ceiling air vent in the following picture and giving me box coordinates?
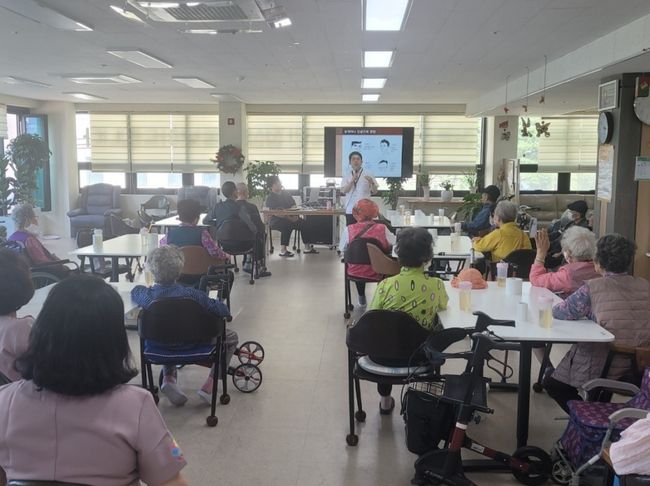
[129,1,265,22]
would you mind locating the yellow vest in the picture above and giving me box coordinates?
[472,222,532,261]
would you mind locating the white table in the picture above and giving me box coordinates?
[151,213,208,232]
[438,281,614,447]
[389,214,451,229]
[69,234,163,282]
[433,235,483,259]
[19,282,139,320]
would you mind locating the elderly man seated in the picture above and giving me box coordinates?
[131,246,238,406]
[472,200,532,262]
[235,182,271,278]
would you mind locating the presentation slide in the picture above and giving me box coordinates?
[338,128,404,177]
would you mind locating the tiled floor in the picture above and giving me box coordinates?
[44,237,572,486]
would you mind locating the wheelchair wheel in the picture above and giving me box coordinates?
[232,364,262,393]
[31,271,61,290]
[237,341,265,365]
[511,446,551,486]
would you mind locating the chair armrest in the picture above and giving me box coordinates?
[104,208,122,217]
[32,259,79,271]
[67,208,85,217]
[208,263,236,273]
[579,379,640,400]
[609,407,650,425]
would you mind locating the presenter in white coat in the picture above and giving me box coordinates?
[340,151,379,226]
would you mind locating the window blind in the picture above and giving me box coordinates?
[247,115,303,172]
[175,114,219,172]
[536,117,598,172]
[302,115,363,174]
[0,105,7,139]
[422,116,481,173]
[89,113,130,172]
[130,114,172,172]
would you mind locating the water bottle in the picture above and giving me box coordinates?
[92,228,103,250]
[139,226,149,246]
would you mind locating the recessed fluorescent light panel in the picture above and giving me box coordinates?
[137,2,179,7]
[363,50,394,68]
[0,76,51,88]
[110,5,145,23]
[173,77,215,88]
[181,29,218,34]
[272,17,292,28]
[364,0,410,31]
[107,50,172,68]
[362,78,386,89]
[362,94,380,102]
[66,75,141,85]
[64,92,108,101]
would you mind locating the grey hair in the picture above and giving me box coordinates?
[12,204,36,229]
[494,201,517,224]
[236,182,248,197]
[147,246,184,284]
[561,226,596,262]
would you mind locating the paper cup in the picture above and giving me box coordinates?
[506,277,523,295]
[516,301,528,322]
[454,222,462,233]
[438,208,445,218]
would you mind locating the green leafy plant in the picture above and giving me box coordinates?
[416,173,430,188]
[0,155,16,216]
[440,179,454,191]
[457,192,483,221]
[244,160,281,199]
[461,169,478,193]
[4,134,50,207]
[382,177,407,210]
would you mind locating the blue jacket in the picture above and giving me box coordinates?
[461,203,493,233]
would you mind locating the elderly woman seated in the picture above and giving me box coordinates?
[131,246,238,406]
[369,227,448,414]
[0,249,34,381]
[544,234,650,413]
[530,226,600,298]
[8,204,70,277]
[472,200,532,263]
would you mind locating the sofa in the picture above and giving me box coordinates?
[67,183,122,237]
[519,193,595,228]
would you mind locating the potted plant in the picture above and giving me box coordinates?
[0,134,50,237]
[244,160,281,201]
[440,179,454,202]
[382,177,407,210]
[416,173,431,200]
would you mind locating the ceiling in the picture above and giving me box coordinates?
[1,0,650,112]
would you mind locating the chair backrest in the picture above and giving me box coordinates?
[620,475,650,486]
[141,195,171,216]
[79,184,120,215]
[346,310,431,360]
[75,228,93,248]
[366,242,399,277]
[108,214,139,237]
[503,249,536,280]
[177,186,219,212]
[179,246,224,276]
[138,298,223,344]
[215,219,255,254]
[344,237,383,266]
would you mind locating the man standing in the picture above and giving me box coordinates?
[340,151,378,226]
[235,182,271,278]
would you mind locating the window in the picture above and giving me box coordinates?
[136,173,182,190]
[570,173,596,192]
[76,113,91,163]
[520,173,558,191]
[247,115,302,172]
[309,174,341,187]
[194,172,220,188]
[278,173,299,190]
[422,116,481,173]
[79,170,126,188]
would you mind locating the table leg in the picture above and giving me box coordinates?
[517,342,532,448]
[111,257,119,282]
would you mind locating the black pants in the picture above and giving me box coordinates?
[345,214,356,226]
[270,218,300,246]
[355,281,366,297]
[378,383,392,396]
[543,375,581,414]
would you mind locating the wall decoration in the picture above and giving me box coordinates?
[597,144,614,202]
[503,75,510,114]
[212,144,245,174]
[521,117,532,137]
[522,66,530,113]
[598,80,618,111]
[634,156,650,181]
[535,120,551,138]
[499,120,511,141]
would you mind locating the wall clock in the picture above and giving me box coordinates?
[598,111,613,144]
[633,96,650,125]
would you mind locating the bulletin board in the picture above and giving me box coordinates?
[597,145,614,202]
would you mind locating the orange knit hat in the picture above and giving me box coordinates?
[352,198,379,222]
[451,268,488,289]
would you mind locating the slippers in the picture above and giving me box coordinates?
[278,251,294,257]
[303,248,319,254]
[379,396,395,415]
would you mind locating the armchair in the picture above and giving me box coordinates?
[67,184,121,237]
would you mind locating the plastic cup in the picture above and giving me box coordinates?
[459,281,472,311]
[92,228,103,250]
[399,205,405,215]
[438,208,445,218]
[506,277,523,295]
[538,296,554,329]
[496,262,508,288]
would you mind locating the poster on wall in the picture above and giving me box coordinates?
[634,156,650,181]
[597,145,614,202]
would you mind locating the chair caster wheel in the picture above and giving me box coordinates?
[344,312,351,319]
[220,394,230,405]
[355,410,366,422]
[348,304,354,311]
[206,415,218,427]
[346,434,358,446]
[532,383,544,393]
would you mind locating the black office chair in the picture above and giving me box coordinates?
[8,481,90,486]
[215,219,257,285]
[345,310,467,446]
[138,298,228,427]
[343,237,383,318]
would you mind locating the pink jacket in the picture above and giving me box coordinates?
[346,222,391,281]
[529,261,600,298]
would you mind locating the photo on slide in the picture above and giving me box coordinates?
[341,131,403,177]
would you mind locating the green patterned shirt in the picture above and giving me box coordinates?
[369,266,448,330]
